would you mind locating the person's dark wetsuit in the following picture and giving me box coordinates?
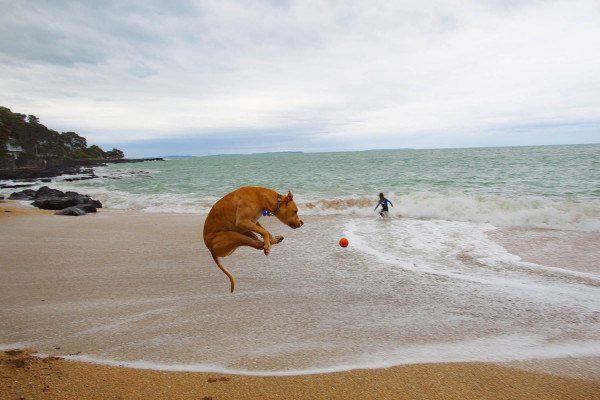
[375,197,393,217]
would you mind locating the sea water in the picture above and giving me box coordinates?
[1,144,599,374]
[6,144,598,228]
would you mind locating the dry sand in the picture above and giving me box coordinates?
[1,200,600,399]
[0,199,54,217]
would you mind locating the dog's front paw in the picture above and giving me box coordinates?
[263,242,271,256]
[273,235,284,244]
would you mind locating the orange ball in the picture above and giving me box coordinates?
[339,238,349,247]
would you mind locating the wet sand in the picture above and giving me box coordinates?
[486,226,600,382]
[1,201,600,399]
[487,226,600,275]
[2,349,599,400]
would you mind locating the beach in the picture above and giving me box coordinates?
[1,200,599,399]
[2,349,600,400]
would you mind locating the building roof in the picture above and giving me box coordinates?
[6,143,23,152]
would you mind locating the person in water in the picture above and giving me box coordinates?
[375,192,393,217]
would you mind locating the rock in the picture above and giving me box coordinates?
[65,191,102,208]
[36,186,65,198]
[0,158,163,181]
[8,186,102,215]
[23,189,37,197]
[74,204,97,213]
[8,191,35,200]
[0,183,35,189]
[54,207,87,216]
[34,197,79,210]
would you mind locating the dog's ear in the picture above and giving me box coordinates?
[287,191,293,202]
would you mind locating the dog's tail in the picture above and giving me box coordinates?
[211,253,235,293]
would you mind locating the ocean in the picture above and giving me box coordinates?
[7,144,598,229]
[2,144,600,374]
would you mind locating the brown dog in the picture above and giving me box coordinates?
[203,186,304,292]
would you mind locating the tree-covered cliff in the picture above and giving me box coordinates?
[1,106,124,168]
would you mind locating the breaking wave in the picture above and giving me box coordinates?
[3,176,599,232]
[300,191,600,232]
[92,190,600,232]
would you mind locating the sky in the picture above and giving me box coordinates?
[1,0,599,157]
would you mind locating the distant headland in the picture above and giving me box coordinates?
[1,106,162,181]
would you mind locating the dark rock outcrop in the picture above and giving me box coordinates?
[8,189,37,200]
[9,186,102,216]
[33,197,79,210]
[55,206,88,216]
[0,158,163,181]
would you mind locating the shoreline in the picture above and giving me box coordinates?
[2,350,599,400]
[0,157,163,183]
[2,202,600,398]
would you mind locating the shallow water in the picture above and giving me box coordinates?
[1,214,599,375]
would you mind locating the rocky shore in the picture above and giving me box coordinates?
[7,186,103,216]
[0,158,163,183]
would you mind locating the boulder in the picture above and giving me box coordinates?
[74,204,98,213]
[36,186,65,198]
[55,207,87,216]
[23,189,38,198]
[65,191,102,208]
[8,190,36,200]
[33,197,80,210]
[8,186,102,216]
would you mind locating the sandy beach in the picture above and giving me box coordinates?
[2,349,599,400]
[1,200,600,399]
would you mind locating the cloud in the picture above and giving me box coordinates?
[1,0,599,156]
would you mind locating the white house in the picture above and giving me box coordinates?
[6,142,23,160]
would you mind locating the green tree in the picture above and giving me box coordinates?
[61,131,87,151]
[84,145,104,159]
[104,148,125,159]
[70,149,89,159]
[0,122,9,158]
[39,130,68,157]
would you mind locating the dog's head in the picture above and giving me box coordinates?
[276,191,303,229]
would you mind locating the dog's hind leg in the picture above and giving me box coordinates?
[209,231,264,256]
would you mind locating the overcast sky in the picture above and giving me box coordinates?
[1,0,599,157]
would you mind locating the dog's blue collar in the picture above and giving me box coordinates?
[263,194,282,216]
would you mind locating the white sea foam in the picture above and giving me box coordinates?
[89,190,598,232]
[3,177,598,232]
[345,218,600,303]
[302,191,600,231]
[60,338,600,376]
